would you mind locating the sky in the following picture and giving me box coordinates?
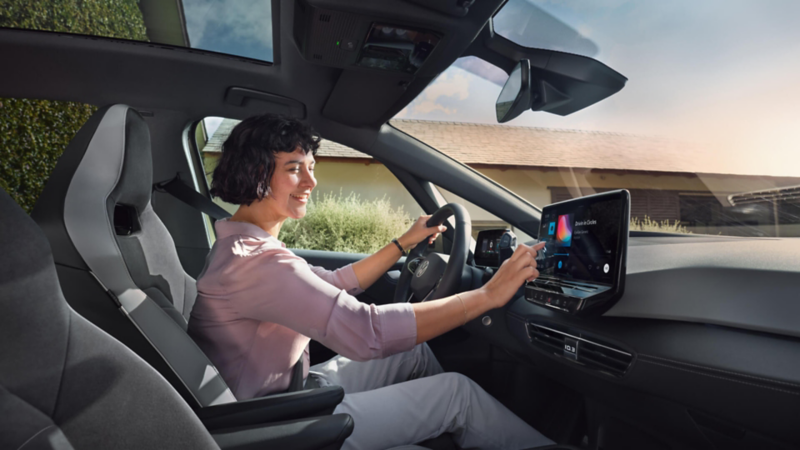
[181,0,273,61]
[395,0,800,178]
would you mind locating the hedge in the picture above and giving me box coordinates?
[279,191,413,254]
[0,0,148,212]
[630,215,692,234]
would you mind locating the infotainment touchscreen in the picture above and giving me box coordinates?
[526,190,630,316]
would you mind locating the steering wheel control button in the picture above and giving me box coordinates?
[563,337,579,360]
[481,316,492,327]
[415,260,429,277]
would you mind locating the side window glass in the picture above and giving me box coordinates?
[0,98,96,212]
[196,117,424,253]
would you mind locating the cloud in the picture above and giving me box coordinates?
[453,56,508,86]
[423,71,470,102]
[401,71,470,116]
[414,101,456,115]
[182,0,273,59]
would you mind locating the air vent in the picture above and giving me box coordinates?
[527,323,567,353]
[526,320,634,377]
[579,340,633,377]
[319,13,331,22]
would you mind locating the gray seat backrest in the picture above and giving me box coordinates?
[0,187,220,450]
[31,104,236,407]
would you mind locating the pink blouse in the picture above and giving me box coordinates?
[188,219,418,400]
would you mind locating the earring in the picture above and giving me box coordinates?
[257,182,269,198]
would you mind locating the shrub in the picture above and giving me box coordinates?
[630,215,692,234]
[279,191,413,254]
[0,0,147,212]
[0,99,97,212]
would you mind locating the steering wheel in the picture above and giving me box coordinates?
[393,203,472,303]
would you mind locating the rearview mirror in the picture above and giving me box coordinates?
[496,59,532,123]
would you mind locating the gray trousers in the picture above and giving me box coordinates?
[309,344,554,450]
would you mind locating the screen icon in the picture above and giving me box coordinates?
[556,215,572,247]
[548,222,556,235]
[603,263,610,273]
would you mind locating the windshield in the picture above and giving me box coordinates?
[393,0,800,238]
[0,0,273,62]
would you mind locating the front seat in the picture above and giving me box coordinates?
[31,104,237,407]
[30,105,341,419]
[0,188,354,449]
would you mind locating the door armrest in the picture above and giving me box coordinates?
[198,386,344,431]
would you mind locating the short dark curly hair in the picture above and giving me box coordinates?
[210,114,320,206]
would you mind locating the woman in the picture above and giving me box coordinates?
[188,114,553,450]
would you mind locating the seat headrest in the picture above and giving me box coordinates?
[0,188,71,414]
[32,104,151,267]
[109,106,152,210]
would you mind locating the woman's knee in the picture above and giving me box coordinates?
[431,372,474,394]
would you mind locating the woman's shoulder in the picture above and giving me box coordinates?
[200,234,306,291]
[211,233,307,268]
[230,234,287,257]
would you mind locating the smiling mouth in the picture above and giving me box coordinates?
[290,193,310,202]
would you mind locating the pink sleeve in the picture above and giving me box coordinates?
[228,248,417,361]
[308,264,364,296]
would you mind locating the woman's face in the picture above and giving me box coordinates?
[265,147,317,220]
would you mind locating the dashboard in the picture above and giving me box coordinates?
[467,234,800,449]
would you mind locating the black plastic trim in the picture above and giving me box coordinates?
[198,386,345,431]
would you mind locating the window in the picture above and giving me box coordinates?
[0,98,95,212]
[195,118,424,253]
[394,0,800,237]
[1,0,274,63]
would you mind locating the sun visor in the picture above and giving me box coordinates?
[322,70,414,126]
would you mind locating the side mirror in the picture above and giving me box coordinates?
[496,59,532,123]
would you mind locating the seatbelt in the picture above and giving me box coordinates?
[287,354,317,391]
[153,174,231,220]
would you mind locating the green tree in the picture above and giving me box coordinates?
[0,0,148,212]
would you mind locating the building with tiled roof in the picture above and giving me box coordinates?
[201,119,800,237]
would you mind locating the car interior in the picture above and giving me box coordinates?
[2,0,800,449]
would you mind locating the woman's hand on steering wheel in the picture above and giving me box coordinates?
[480,242,546,309]
[398,215,447,250]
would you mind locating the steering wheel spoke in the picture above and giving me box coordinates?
[393,204,471,304]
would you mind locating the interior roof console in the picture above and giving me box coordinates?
[526,190,630,317]
[293,0,441,74]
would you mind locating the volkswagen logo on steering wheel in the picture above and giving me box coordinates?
[415,260,429,278]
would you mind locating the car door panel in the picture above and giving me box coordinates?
[292,248,405,306]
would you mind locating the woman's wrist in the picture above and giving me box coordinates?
[391,238,406,254]
[396,234,414,251]
[475,286,501,310]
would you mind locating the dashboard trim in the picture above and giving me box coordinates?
[529,323,632,357]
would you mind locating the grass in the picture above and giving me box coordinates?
[630,215,692,234]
